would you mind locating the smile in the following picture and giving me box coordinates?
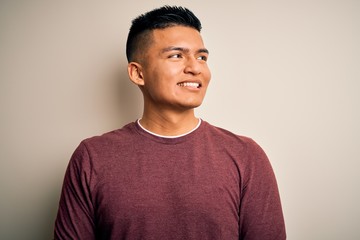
[177,82,201,88]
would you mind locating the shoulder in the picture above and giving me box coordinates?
[201,120,271,176]
[201,121,269,167]
[68,122,139,165]
[202,120,260,150]
[80,122,138,149]
[68,122,139,168]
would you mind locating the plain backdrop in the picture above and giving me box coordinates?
[1,0,359,239]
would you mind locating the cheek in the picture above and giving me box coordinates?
[166,63,184,76]
[203,67,211,85]
[145,66,178,95]
[153,62,181,79]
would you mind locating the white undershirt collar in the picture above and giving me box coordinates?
[137,118,202,139]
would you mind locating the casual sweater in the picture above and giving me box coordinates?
[54,120,286,239]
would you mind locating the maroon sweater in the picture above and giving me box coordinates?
[54,120,286,239]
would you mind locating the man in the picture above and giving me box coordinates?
[54,5,286,239]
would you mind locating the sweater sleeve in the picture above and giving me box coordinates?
[239,139,286,240]
[54,142,96,240]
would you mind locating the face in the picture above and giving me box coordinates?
[133,25,211,112]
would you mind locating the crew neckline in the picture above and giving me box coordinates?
[136,118,202,139]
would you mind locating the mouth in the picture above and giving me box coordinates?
[177,82,202,89]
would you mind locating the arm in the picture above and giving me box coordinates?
[239,139,286,240]
[54,142,96,240]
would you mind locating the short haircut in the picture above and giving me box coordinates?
[126,5,202,62]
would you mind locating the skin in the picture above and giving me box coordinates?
[128,25,211,136]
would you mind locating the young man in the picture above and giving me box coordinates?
[54,6,286,239]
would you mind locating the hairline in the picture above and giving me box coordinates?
[130,24,201,64]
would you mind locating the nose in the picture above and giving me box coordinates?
[184,57,201,75]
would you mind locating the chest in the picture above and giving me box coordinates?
[92,143,241,236]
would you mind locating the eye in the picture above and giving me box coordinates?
[169,54,182,59]
[197,55,208,61]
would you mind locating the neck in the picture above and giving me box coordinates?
[139,108,199,136]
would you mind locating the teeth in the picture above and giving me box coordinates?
[177,82,200,88]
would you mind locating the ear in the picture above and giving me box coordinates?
[127,62,145,86]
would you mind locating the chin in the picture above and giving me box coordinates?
[179,101,203,110]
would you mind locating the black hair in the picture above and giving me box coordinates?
[126,5,202,62]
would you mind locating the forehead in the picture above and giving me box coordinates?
[150,26,205,49]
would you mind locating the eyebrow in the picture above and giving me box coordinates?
[161,46,209,54]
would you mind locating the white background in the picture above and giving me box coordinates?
[1,0,359,239]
